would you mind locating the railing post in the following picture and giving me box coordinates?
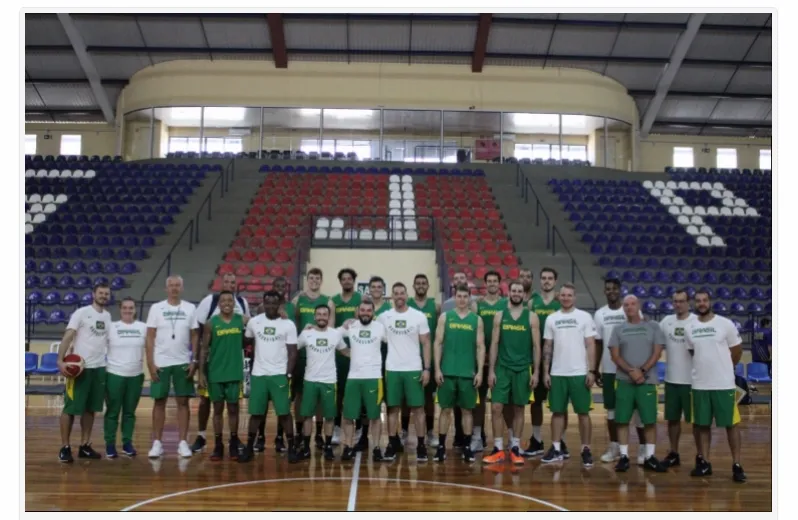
[167,254,171,276]
[208,194,212,220]
[189,220,194,251]
[546,219,551,250]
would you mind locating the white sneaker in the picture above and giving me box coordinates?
[177,440,192,458]
[470,436,484,453]
[601,446,619,463]
[427,430,439,448]
[148,440,164,459]
[331,426,342,446]
[637,453,645,466]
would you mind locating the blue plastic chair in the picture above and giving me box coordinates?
[35,353,60,376]
[734,363,745,378]
[746,362,771,383]
[25,352,39,375]
[656,362,666,383]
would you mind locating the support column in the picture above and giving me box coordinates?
[603,117,609,168]
[439,110,444,163]
[199,107,205,157]
[258,107,264,159]
[148,107,155,159]
[319,109,324,154]
[558,114,563,162]
[499,112,504,164]
[379,108,384,161]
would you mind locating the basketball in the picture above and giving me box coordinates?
[62,353,84,378]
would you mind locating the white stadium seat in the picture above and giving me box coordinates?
[733,207,745,217]
[41,194,54,204]
[389,209,401,217]
[734,198,747,207]
[29,203,43,214]
[402,191,414,200]
[401,183,413,192]
[745,207,759,217]
[33,213,46,224]
[401,175,412,184]
[73,170,84,178]
[401,200,415,209]
[672,196,685,206]
[55,194,68,204]
[28,193,41,203]
[693,206,706,216]
[316,217,330,228]
[389,218,403,230]
[654,181,665,189]
[659,196,672,205]
[85,170,96,178]
[25,169,34,178]
[25,213,32,223]
[314,229,328,239]
[710,189,722,199]
[343,229,356,240]
[25,223,33,234]
[330,218,344,229]
[389,200,401,209]
[699,225,713,235]
[686,225,699,236]
[701,182,713,190]
[404,230,418,241]
[710,236,725,247]
[722,197,734,207]
[650,188,662,197]
[403,209,416,218]
[696,236,710,247]
[690,215,704,225]
[359,230,373,240]
[689,182,701,190]
[668,206,681,216]
[48,169,59,178]
[707,206,720,216]
[390,191,402,200]
[329,229,343,239]
[389,174,400,183]
[720,207,733,216]
[374,229,388,241]
[662,188,675,198]
[712,182,724,190]
[43,203,57,214]
[665,181,677,190]
[36,169,47,177]
[390,230,403,241]
[642,180,653,189]
[389,182,401,192]
[722,190,734,198]
[680,206,694,215]
[60,170,72,178]
[677,181,689,190]
[677,215,690,226]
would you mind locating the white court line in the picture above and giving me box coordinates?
[346,452,362,511]
[120,476,568,512]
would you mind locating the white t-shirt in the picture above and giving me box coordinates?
[194,293,251,326]
[685,315,742,391]
[146,300,197,368]
[659,313,697,385]
[341,321,387,380]
[544,308,596,377]
[297,327,346,384]
[378,307,431,372]
[66,305,112,369]
[245,314,298,376]
[107,320,147,377]
[594,305,627,374]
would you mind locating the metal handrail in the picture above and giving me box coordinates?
[551,225,599,309]
[517,165,552,248]
[138,219,194,306]
[194,159,234,243]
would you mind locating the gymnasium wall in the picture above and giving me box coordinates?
[308,248,439,299]
[638,134,771,171]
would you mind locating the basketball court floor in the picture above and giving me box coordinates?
[24,396,772,511]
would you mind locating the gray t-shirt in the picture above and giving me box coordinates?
[608,321,665,385]
[441,295,478,313]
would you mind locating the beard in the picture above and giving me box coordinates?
[697,307,711,316]
[316,320,328,328]
[509,295,523,306]
[359,316,373,325]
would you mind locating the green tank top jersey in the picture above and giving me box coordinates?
[477,297,507,349]
[530,292,561,334]
[297,294,330,357]
[441,311,479,378]
[332,292,362,327]
[409,298,438,344]
[498,307,532,372]
[374,300,392,316]
[282,301,296,325]
[208,314,245,383]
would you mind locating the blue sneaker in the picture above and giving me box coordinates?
[106,444,118,459]
[122,442,137,457]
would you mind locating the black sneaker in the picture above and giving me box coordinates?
[287,445,299,464]
[433,445,446,462]
[354,435,369,453]
[541,446,563,463]
[644,456,667,473]
[463,445,476,463]
[341,446,354,461]
[416,444,429,463]
[395,437,405,454]
[372,447,385,463]
[383,443,397,461]
[732,463,747,483]
[190,435,207,453]
[664,451,681,467]
[238,445,254,463]
[210,443,224,461]
[561,440,570,459]
[615,454,631,472]
[299,445,311,461]
[323,446,335,461]
[229,437,241,460]
[78,443,102,460]
[523,437,544,457]
[690,456,713,477]
[581,446,593,468]
[254,435,266,453]
[314,434,325,450]
[59,445,73,463]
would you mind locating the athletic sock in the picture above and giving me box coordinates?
[325,435,333,448]
[401,415,410,432]
[620,444,629,456]
[532,426,541,442]
[439,434,447,447]
[198,431,206,439]
[610,441,619,450]
[389,435,400,448]
[511,437,520,449]
[334,416,342,428]
[303,435,311,450]
[295,421,303,436]
[316,420,323,436]
[473,426,482,439]
[646,444,656,458]
[417,436,425,448]
[553,441,561,451]
[286,434,295,447]
[214,434,223,445]
[247,436,256,449]
[454,408,463,438]
[426,414,434,431]
[494,437,504,451]
[276,423,283,438]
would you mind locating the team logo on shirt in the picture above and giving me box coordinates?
[89,319,108,337]
[256,326,281,342]
[674,327,684,337]
[395,320,407,328]
[554,318,578,329]
[309,336,334,353]
[316,338,329,347]
[264,327,276,335]
[359,330,372,339]
[95,321,106,330]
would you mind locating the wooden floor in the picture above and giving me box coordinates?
[24,396,772,512]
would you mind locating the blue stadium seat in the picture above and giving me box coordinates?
[746,362,771,383]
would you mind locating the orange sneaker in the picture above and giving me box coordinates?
[509,446,525,466]
[482,447,506,464]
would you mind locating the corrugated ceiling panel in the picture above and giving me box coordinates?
[686,31,757,60]
[604,63,665,90]
[289,52,350,63]
[35,83,98,109]
[634,96,651,116]
[670,64,736,91]
[72,15,145,47]
[211,52,271,61]
[284,19,347,50]
[411,21,477,52]
[90,53,152,78]
[725,68,771,93]
[558,13,626,22]
[703,13,770,26]
[349,20,410,51]
[623,13,690,23]
[202,18,271,49]
[150,54,209,65]
[410,55,472,65]
[657,98,717,120]
[487,25,553,54]
[347,53,409,64]
[25,14,70,46]
[612,28,679,58]
[546,60,606,75]
[549,26,618,56]
[745,34,771,62]
[26,51,84,79]
[25,85,45,108]
[493,14,557,20]
[484,56,545,67]
[710,99,771,121]
[103,86,123,109]
[650,125,702,136]
[138,17,207,47]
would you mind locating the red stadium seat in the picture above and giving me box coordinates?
[242,250,257,262]
[224,251,241,262]
[235,264,251,276]
[257,250,273,262]
[252,264,268,277]
[269,265,284,277]
[502,255,518,267]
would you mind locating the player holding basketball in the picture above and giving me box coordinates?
[104,297,146,459]
[685,291,747,482]
[332,268,362,446]
[433,285,485,463]
[198,291,246,461]
[146,275,198,459]
[541,283,597,467]
[239,291,299,464]
[409,273,440,449]
[483,281,540,466]
[57,282,112,463]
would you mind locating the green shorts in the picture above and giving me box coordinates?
[615,380,658,425]
[64,367,106,416]
[343,378,382,420]
[602,372,616,410]
[385,370,425,408]
[548,375,593,414]
[692,388,741,428]
[150,364,195,400]
[292,354,306,396]
[249,374,291,416]
[664,382,692,422]
[491,364,533,407]
[299,381,337,419]
[437,375,477,409]
[208,380,242,404]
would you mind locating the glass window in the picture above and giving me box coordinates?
[564,145,587,161]
[25,134,37,155]
[759,149,771,170]
[673,147,694,168]
[60,135,81,156]
[205,138,225,154]
[716,148,737,169]
[531,144,551,160]
[514,144,533,160]
[224,138,243,154]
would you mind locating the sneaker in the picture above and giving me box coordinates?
[331,426,342,446]
[427,430,439,448]
[470,436,484,453]
[600,445,619,463]
[383,443,397,461]
[238,445,254,463]
[190,435,206,453]
[452,434,465,450]
[509,446,525,466]
[323,446,335,461]
[463,445,476,462]
[416,444,429,463]
[523,437,544,457]
[732,463,747,483]
[561,440,570,459]
[372,447,385,463]
[210,443,224,461]
[273,436,285,454]
[341,446,354,461]
[581,446,593,468]
[690,456,713,477]
[314,434,325,450]
[433,445,446,462]
[541,446,563,464]
[615,454,631,472]
[482,447,506,464]
[664,451,680,467]
[122,442,137,457]
[78,443,102,459]
[106,444,118,459]
[644,455,667,473]
[177,440,192,458]
[253,435,266,453]
[229,437,241,460]
[299,445,311,461]
[287,445,299,464]
[637,453,645,466]
[59,445,74,463]
[148,440,164,459]
[354,435,369,453]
